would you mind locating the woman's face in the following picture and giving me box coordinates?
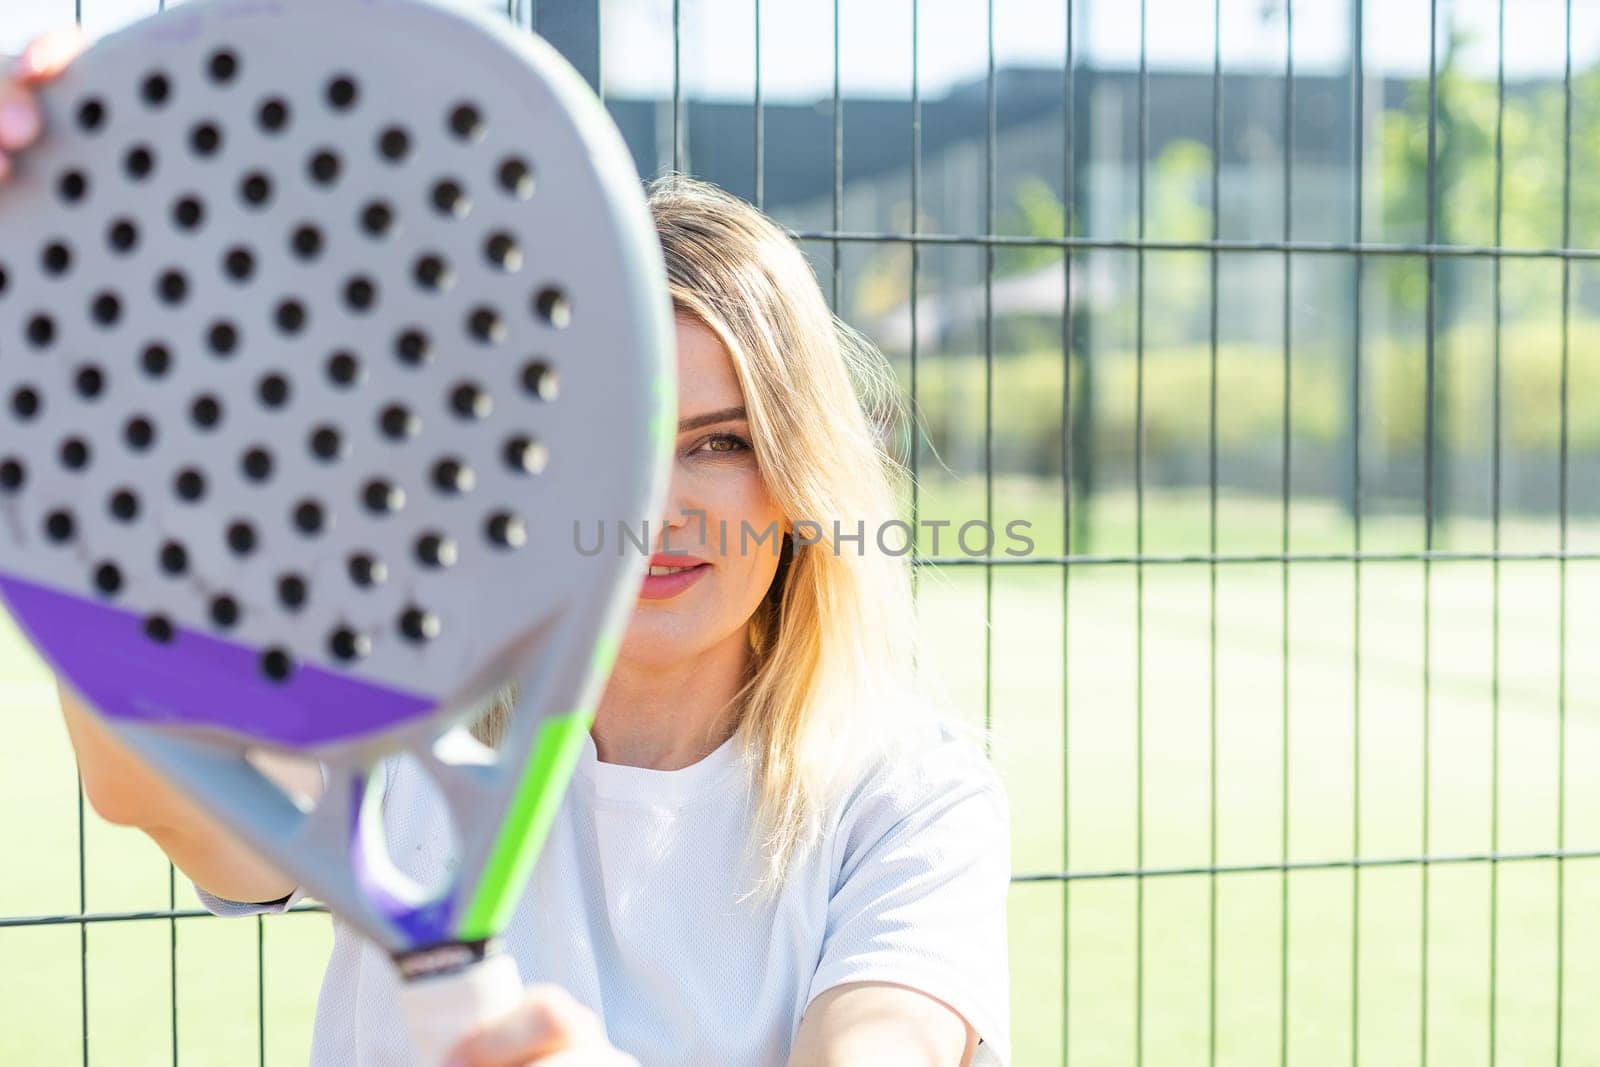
[615,315,786,667]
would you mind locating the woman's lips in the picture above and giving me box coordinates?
[648,553,706,569]
[639,556,709,600]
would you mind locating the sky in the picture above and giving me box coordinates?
[3,0,1595,102]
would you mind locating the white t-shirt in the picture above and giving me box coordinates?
[200,717,1012,1065]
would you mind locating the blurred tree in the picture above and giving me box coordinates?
[1376,19,1600,526]
[994,175,1067,277]
[1378,24,1600,315]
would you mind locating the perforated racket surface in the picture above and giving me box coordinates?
[0,0,673,975]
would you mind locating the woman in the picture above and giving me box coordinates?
[8,26,1011,1067]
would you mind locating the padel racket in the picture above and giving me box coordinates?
[0,1,674,1060]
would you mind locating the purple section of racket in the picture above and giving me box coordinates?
[0,569,438,747]
[350,774,460,945]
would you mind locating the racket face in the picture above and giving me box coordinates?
[0,0,674,752]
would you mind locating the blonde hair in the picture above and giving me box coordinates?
[476,173,965,900]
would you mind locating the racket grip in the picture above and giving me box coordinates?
[399,950,525,1066]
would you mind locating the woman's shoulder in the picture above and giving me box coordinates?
[849,708,1003,792]
[826,712,1009,865]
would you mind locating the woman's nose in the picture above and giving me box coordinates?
[657,471,701,549]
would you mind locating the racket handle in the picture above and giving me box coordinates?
[399,950,525,1066]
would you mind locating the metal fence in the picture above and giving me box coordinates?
[3,0,1598,1064]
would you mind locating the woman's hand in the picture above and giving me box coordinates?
[444,985,639,1067]
[1,26,87,180]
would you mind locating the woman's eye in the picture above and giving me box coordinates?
[697,433,750,455]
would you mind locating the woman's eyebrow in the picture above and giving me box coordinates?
[679,406,747,432]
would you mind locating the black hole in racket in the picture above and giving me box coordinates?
[74,365,105,400]
[448,103,484,142]
[142,343,172,378]
[227,521,258,556]
[533,287,571,329]
[485,233,522,272]
[77,98,107,132]
[159,541,189,576]
[378,126,411,162]
[467,308,505,345]
[191,394,223,430]
[344,276,377,312]
[0,264,8,296]
[174,467,206,502]
[362,479,404,515]
[94,562,123,598]
[45,510,75,543]
[348,553,386,588]
[308,150,342,186]
[241,447,274,483]
[141,72,171,107]
[90,291,121,327]
[503,435,548,475]
[395,329,432,367]
[224,246,256,281]
[275,299,307,335]
[292,499,326,534]
[125,145,155,180]
[291,224,324,260]
[258,97,290,133]
[189,122,222,157]
[108,218,139,254]
[329,627,370,662]
[414,254,454,293]
[360,201,395,238]
[326,75,359,111]
[277,573,309,610]
[207,49,239,85]
[108,488,140,522]
[399,607,440,643]
[449,382,491,421]
[379,405,419,441]
[498,158,534,199]
[144,615,174,644]
[158,269,189,305]
[11,386,40,420]
[0,458,26,493]
[42,241,71,275]
[210,595,240,629]
[172,196,206,231]
[485,511,526,550]
[124,417,156,452]
[521,360,558,400]
[258,373,291,409]
[59,437,91,471]
[309,425,345,461]
[43,511,80,545]
[57,170,88,204]
[261,648,294,683]
[240,172,273,208]
[415,532,457,569]
[208,321,240,357]
[327,351,363,388]
[431,458,475,496]
[430,180,469,219]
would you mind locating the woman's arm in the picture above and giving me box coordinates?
[60,682,323,904]
[788,981,977,1067]
[797,724,1013,1065]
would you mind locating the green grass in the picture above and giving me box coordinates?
[913,481,1600,1066]
[0,664,330,1065]
[3,483,1598,1065]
